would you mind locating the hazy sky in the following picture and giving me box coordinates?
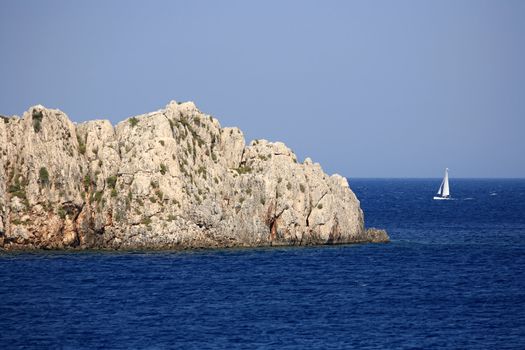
[1,0,524,177]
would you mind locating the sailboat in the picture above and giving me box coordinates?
[433,168,451,200]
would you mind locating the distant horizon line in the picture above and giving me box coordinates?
[346,177,525,180]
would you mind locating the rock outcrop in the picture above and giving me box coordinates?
[0,101,388,250]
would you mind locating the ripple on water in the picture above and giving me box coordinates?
[1,179,525,349]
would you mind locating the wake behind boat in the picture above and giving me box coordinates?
[434,168,451,200]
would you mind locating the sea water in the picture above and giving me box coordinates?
[1,179,524,349]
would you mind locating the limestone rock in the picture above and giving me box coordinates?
[365,228,390,243]
[0,101,388,250]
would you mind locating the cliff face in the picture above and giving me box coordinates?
[0,101,388,250]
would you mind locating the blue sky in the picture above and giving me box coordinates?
[1,0,524,177]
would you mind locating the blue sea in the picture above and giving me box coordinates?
[1,179,524,349]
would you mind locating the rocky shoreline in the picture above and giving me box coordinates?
[0,101,388,250]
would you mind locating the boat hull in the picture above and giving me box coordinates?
[433,196,451,200]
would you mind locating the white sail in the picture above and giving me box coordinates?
[442,168,450,197]
[434,168,451,199]
[437,179,444,195]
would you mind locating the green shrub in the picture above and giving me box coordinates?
[57,207,67,219]
[141,217,152,225]
[77,135,86,155]
[111,188,117,197]
[32,110,43,132]
[235,166,252,175]
[8,177,27,200]
[83,175,91,190]
[93,191,103,202]
[129,117,139,127]
[39,167,50,185]
[106,176,117,189]
[125,195,131,209]
[299,184,305,193]
[12,218,24,225]
[317,203,323,209]
[286,182,292,190]
[160,163,167,175]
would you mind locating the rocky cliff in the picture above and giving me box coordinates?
[0,101,388,250]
